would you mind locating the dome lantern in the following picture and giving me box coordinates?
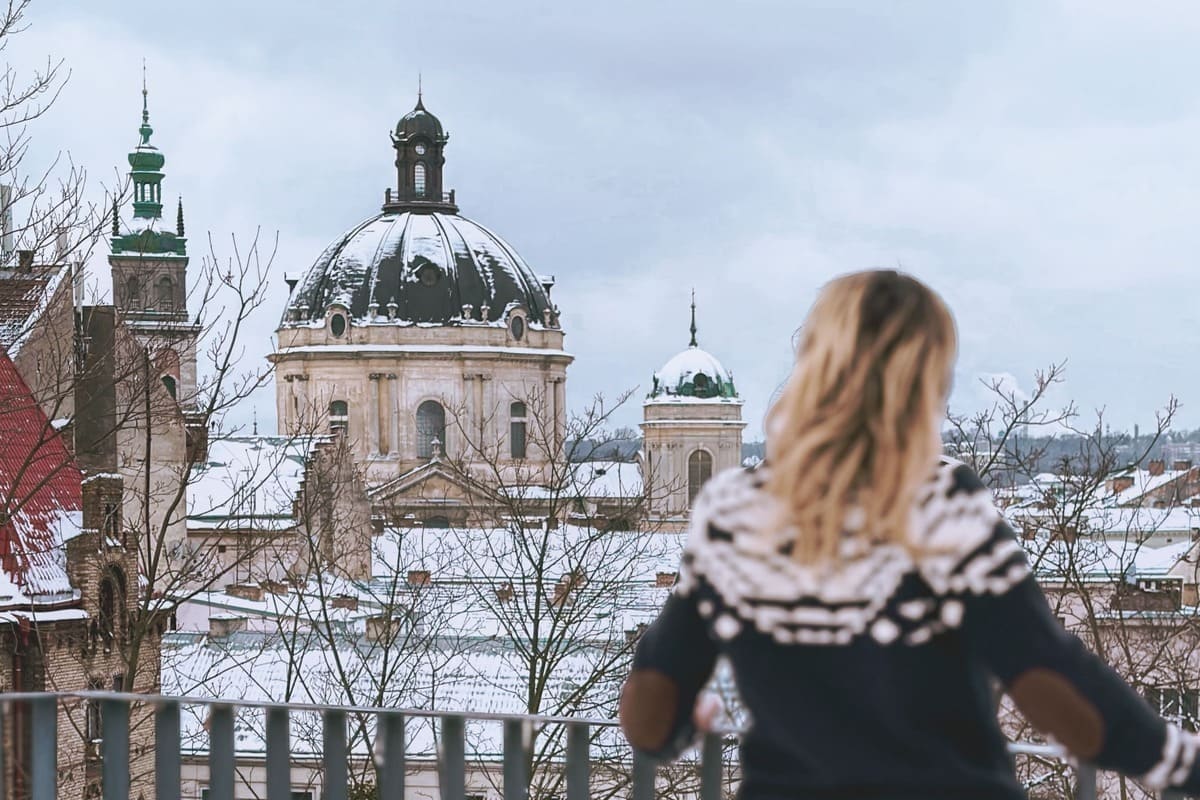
[385,90,457,214]
[648,294,738,402]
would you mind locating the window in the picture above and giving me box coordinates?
[330,313,347,337]
[125,276,140,306]
[414,162,427,196]
[416,400,446,459]
[688,450,713,507]
[418,264,440,287]
[98,568,125,650]
[161,374,177,399]
[510,401,527,459]
[509,315,525,341]
[1147,687,1200,731]
[423,515,450,529]
[156,275,173,308]
[329,400,348,433]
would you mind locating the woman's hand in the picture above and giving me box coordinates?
[692,691,723,733]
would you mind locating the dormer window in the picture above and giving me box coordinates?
[417,264,440,287]
[414,163,427,197]
[330,313,347,337]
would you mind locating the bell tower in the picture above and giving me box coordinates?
[108,75,199,408]
[384,89,458,214]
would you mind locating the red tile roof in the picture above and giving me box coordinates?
[0,346,81,604]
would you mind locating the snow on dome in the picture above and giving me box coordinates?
[648,345,737,401]
[282,211,555,328]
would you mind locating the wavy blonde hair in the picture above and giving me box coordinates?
[764,270,957,564]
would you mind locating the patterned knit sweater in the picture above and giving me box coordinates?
[621,459,1200,799]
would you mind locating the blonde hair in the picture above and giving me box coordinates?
[765,270,957,564]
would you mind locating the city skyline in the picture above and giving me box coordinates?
[12,1,1200,439]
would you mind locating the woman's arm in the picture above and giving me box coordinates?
[619,589,719,759]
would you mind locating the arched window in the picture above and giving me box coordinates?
[414,162,427,197]
[126,276,141,306]
[97,567,125,651]
[688,450,713,507]
[161,375,177,399]
[156,275,174,309]
[329,400,349,433]
[510,401,527,460]
[416,400,445,459]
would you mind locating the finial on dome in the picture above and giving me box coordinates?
[176,196,185,237]
[416,73,425,110]
[689,289,698,348]
[139,60,154,146]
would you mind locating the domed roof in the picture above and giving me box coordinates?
[395,96,445,141]
[649,346,738,401]
[284,210,554,326]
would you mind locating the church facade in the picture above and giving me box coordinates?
[271,97,745,529]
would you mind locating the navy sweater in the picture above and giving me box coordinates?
[623,460,1200,799]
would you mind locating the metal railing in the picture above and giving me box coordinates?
[0,691,1185,800]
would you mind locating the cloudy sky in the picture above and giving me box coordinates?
[11,1,1200,439]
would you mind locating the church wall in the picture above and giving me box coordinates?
[642,401,745,520]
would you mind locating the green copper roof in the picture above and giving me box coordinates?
[112,80,186,257]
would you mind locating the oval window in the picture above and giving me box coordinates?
[418,264,440,287]
[693,372,710,392]
[330,313,347,337]
[510,315,525,341]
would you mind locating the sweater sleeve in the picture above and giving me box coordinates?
[619,584,719,759]
[923,463,1200,793]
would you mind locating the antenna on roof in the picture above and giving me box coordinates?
[689,289,698,348]
[252,405,258,436]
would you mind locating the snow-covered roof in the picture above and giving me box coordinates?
[187,436,326,531]
[0,264,71,357]
[647,345,738,403]
[0,348,84,608]
[283,211,556,329]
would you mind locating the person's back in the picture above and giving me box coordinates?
[620,270,1200,799]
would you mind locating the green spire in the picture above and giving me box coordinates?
[111,68,186,257]
[128,68,165,220]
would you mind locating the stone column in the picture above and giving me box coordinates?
[387,374,399,456]
[367,374,381,454]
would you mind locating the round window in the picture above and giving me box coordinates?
[415,143,427,155]
[509,315,526,341]
[330,313,347,337]
[418,264,440,287]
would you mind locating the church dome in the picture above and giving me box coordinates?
[649,346,738,401]
[283,210,554,326]
[395,97,445,141]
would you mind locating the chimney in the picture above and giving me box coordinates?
[624,622,649,645]
[331,594,359,611]
[209,616,247,639]
[495,582,514,603]
[1174,460,1193,472]
[1149,460,1166,477]
[54,229,68,263]
[366,614,401,643]
[226,583,263,602]
[1110,476,1135,495]
[17,249,33,270]
[262,579,289,595]
[655,572,678,588]
[407,569,431,587]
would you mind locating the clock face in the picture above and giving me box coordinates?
[415,143,427,155]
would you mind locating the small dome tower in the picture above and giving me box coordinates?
[640,293,745,527]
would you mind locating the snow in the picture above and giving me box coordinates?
[187,436,326,531]
[651,346,734,397]
[0,263,70,357]
[274,344,571,358]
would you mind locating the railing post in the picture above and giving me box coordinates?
[378,711,406,800]
[209,704,235,800]
[266,706,290,800]
[566,723,589,800]
[503,718,528,800]
[30,696,57,800]
[156,699,181,800]
[632,752,656,800]
[100,697,130,800]
[1075,764,1097,800]
[699,734,722,800]
[440,715,466,800]
[323,709,348,800]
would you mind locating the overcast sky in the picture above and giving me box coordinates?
[12,1,1200,440]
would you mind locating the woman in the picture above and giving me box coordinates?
[619,270,1200,798]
